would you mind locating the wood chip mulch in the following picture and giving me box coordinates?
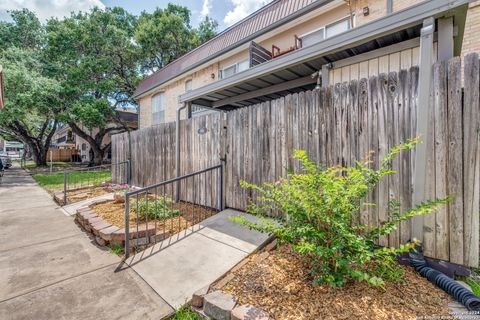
[220,245,452,320]
[67,187,109,203]
[91,200,217,235]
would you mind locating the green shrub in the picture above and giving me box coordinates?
[170,305,200,320]
[132,196,180,221]
[234,138,449,288]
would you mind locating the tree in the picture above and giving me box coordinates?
[0,9,45,49]
[46,7,140,165]
[196,16,218,44]
[0,10,60,166]
[135,4,218,73]
[0,47,61,166]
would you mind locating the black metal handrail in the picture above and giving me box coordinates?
[124,164,223,257]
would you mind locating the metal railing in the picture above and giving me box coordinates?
[63,161,130,205]
[124,164,223,257]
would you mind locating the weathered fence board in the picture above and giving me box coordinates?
[447,57,464,265]
[463,53,480,267]
[113,54,480,267]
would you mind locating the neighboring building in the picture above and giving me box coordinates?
[52,110,138,163]
[134,0,477,129]
[0,141,24,158]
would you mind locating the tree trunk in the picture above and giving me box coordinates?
[69,121,125,166]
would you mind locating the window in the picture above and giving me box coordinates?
[326,18,350,38]
[185,79,192,92]
[301,28,325,47]
[219,59,249,79]
[152,92,165,125]
[237,60,249,72]
[300,17,351,48]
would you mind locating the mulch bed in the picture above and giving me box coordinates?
[91,199,217,235]
[66,187,110,203]
[220,245,452,320]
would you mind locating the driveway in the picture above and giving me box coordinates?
[0,166,174,320]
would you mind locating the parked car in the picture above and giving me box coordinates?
[0,155,12,169]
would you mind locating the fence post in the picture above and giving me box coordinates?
[124,194,130,258]
[126,160,131,185]
[219,165,224,211]
[63,171,67,206]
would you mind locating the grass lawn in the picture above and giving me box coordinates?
[22,161,86,173]
[33,170,112,193]
[23,161,72,168]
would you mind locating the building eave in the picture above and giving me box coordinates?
[179,0,471,107]
[132,0,338,99]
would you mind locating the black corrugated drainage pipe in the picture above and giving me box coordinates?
[409,247,480,311]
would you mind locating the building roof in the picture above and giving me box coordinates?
[133,0,336,98]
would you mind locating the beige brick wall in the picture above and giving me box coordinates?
[461,1,480,56]
[138,62,220,129]
[354,0,425,26]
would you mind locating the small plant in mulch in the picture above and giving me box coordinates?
[234,138,449,288]
[132,196,180,221]
[170,305,200,320]
[108,244,124,255]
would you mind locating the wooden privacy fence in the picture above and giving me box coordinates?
[47,148,79,162]
[112,53,480,267]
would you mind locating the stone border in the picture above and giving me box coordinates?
[75,199,170,251]
[189,239,277,320]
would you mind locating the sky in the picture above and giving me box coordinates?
[0,0,272,31]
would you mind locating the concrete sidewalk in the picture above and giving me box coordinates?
[126,209,270,309]
[0,166,174,320]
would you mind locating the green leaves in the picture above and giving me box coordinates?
[235,141,447,288]
[135,5,217,72]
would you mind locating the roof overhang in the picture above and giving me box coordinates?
[180,0,470,110]
[133,0,341,99]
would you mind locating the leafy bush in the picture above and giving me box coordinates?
[132,196,180,221]
[170,305,200,320]
[234,138,449,288]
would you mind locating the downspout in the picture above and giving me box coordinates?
[175,102,190,201]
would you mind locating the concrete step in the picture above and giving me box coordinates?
[125,209,270,309]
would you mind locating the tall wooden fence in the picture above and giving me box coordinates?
[112,53,480,267]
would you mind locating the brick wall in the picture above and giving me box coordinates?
[461,1,480,56]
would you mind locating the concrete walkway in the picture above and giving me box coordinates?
[62,192,115,216]
[0,166,269,319]
[126,209,270,309]
[0,166,174,320]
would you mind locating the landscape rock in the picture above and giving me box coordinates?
[99,225,121,241]
[264,239,277,252]
[203,291,237,320]
[91,220,112,235]
[231,305,269,320]
[191,285,210,308]
[95,236,107,246]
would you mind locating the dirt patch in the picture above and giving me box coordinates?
[66,187,110,203]
[91,199,218,235]
[220,245,452,320]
